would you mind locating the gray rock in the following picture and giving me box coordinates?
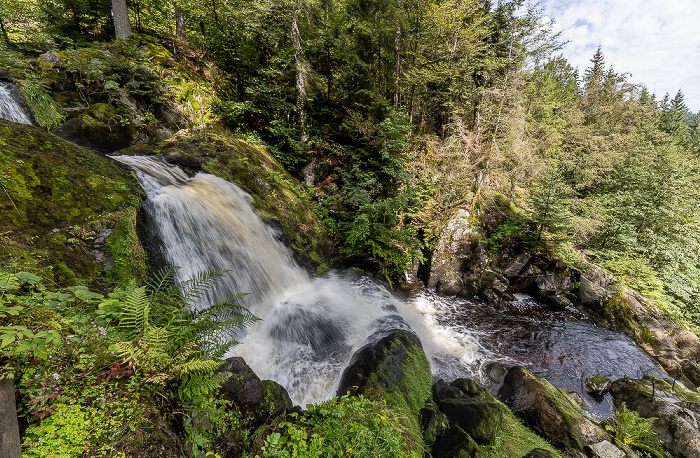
[502,253,532,278]
[39,50,63,65]
[585,376,612,401]
[577,276,608,307]
[585,440,625,458]
[481,269,509,295]
[428,209,479,290]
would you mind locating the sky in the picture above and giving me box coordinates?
[539,0,700,112]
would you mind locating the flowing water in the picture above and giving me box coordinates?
[114,155,669,417]
[0,81,33,125]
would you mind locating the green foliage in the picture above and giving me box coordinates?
[603,403,668,458]
[106,267,258,455]
[16,76,65,129]
[484,213,535,255]
[261,394,419,458]
[337,111,424,276]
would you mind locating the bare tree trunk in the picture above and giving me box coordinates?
[175,3,186,47]
[112,0,132,41]
[393,26,401,108]
[0,16,11,47]
[291,2,309,142]
[0,377,21,458]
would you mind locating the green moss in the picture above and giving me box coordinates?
[0,119,145,286]
[481,407,560,458]
[54,262,77,286]
[602,291,662,351]
[49,232,67,245]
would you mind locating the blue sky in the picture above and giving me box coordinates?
[539,0,700,112]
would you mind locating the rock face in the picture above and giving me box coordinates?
[432,378,509,445]
[427,208,481,296]
[610,376,700,458]
[337,330,432,418]
[218,357,292,425]
[52,103,137,153]
[498,367,608,451]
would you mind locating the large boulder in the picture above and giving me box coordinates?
[433,378,509,445]
[428,209,484,295]
[610,376,700,458]
[498,367,608,451]
[52,103,137,153]
[337,330,432,418]
[218,357,292,425]
[0,119,145,285]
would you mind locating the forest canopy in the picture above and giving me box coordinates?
[2,0,700,326]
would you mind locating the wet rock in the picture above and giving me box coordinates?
[218,357,265,410]
[218,357,292,426]
[420,399,449,449]
[481,269,509,295]
[585,376,612,401]
[433,378,509,445]
[610,376,700,458]
[567,391,588,409]
[535,271,572,307]
[585,440,625,458]
[432,425,484,458]
[337,330,432,417]
[498,367,608,451]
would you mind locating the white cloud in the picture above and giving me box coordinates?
[540,0,700,111]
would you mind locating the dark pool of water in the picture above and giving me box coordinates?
[415,292,668,418]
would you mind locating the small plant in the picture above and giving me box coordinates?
[261,394,418,457]
[603,403,668,458]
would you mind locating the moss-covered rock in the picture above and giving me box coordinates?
[0,119,145,285]
[116,128,333,270]
[336,329,433,453]
[610,376,700,458]
[433,378,510,446]
[498,367,608,451]
[51,103,136,153]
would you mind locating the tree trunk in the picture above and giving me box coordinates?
[175,3,186,46]
[0,16,10,47]
[393,26,401,108]
[0,377,21,458]
[112,0,132,41]
[291,2,309,142]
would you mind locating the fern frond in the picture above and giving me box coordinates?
[178,269,229,305]
[147,266,180,299]
[120,287,150,335]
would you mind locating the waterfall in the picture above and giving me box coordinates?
[0,81,33,125]
[113,154,668,415]
[111,155,455,404]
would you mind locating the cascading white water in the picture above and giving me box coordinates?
[111,155,475,405]
[0,81,33,125]
[113,154,669,415]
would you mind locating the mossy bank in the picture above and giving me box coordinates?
[0,119,146,286]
